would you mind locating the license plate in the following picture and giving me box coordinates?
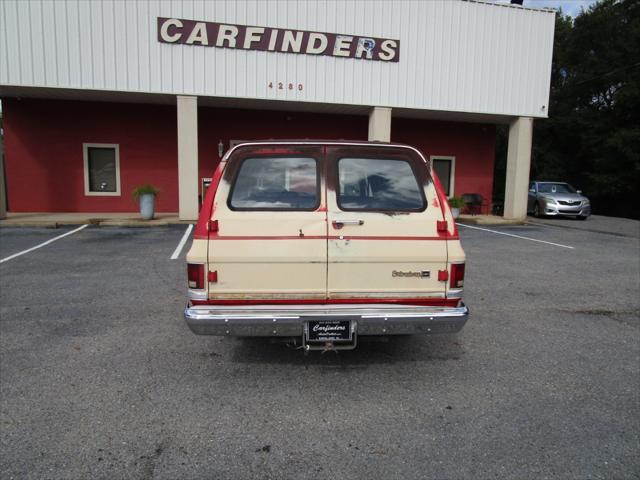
[306,320,352,342]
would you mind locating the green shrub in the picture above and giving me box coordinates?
[132,184,160,200]
[448,196,465,209]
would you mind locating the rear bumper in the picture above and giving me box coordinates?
[184,302,469,336]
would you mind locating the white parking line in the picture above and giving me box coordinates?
[171,224,194,260]
[0,224,90,264]
[456,223,574,249]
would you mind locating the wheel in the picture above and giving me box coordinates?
[533,203,541,218]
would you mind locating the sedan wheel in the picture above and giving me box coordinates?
[534,203,541,218]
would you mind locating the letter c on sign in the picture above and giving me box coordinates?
[160,18,183,43]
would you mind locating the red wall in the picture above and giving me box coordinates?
[393,118,496,206]
[2,98,495,212]
[2,98,179,212]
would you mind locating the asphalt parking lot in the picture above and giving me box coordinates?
[1,216,639,479]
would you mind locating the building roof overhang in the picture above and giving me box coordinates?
[0,85,518,125]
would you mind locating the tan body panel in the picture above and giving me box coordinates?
[328,239,447,298]
[186,238,207,264]
[208,235,326,299]
[446,239,466,264]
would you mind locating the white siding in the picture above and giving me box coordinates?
[0,0,555,118]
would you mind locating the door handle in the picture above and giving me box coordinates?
[332,219,364,229]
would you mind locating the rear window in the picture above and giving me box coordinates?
[229,156,319,210]
[337,157,426,211]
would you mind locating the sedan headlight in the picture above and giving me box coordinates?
[540,196,557,204]
[582,199,590,205]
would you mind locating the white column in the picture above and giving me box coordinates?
[177,95,199,220]
[504,117,533,220]
[368,107,392,142]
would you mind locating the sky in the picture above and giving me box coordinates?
[492,0,600,17]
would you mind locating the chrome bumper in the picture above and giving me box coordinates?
[544,205,591,217]
[184,302,469,336]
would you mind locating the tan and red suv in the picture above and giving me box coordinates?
[184,141,468,350]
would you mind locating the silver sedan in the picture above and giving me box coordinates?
[527,181,591,220]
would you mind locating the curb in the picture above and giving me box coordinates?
[0,220,192,228]
[0,222,60,228]
[456,217,528,226]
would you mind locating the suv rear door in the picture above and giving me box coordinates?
[325,145,448,303]
[207,145,327,303]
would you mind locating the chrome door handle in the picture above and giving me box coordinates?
[332,219,364,229]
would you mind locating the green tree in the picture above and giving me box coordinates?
[531,0,640,219]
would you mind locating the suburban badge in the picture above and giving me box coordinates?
[392,270,430,278]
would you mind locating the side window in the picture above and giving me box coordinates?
[337,157,425,211]
[229,156,319,210]
[83,144,120,196]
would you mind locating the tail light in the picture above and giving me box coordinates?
[187,263,205,289]
[450,263,465,289]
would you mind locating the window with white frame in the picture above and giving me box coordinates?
[430,156,456,197]
[83,144,121,196]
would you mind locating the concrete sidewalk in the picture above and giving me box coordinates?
[456,214,526,226]
[0,212,525,228]
[0,212,191,228]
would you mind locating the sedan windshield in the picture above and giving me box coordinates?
[538,183,576,194]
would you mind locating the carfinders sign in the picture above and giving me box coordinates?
[157,17,400,62]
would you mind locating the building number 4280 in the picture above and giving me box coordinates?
[268,82,304,91]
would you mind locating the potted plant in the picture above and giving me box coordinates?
[132,184,160,220]
[448,196,465,219]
